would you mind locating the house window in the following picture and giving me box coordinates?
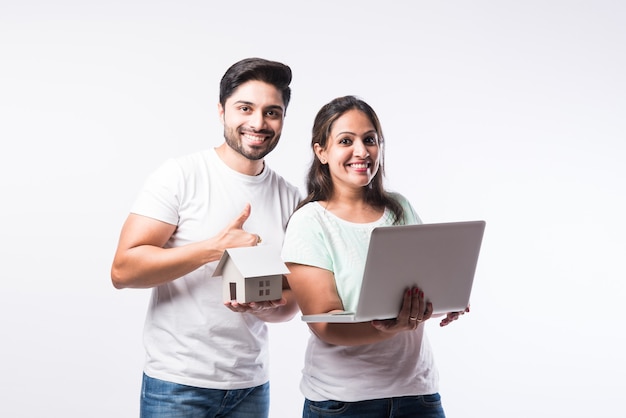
[258,280,271,296]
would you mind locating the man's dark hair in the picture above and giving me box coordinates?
[219,58,292,109]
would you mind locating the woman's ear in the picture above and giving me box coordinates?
[313,143,327,164]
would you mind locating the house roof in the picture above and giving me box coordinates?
[213,245,290,278]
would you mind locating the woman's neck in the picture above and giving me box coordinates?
[320,190,384,223]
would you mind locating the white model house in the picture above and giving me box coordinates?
[213,245,290,303]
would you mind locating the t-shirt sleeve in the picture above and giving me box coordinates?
[281,207,333,272]
[130,159,182,226]
[391,192,422,225]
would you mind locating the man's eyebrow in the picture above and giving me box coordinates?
[264,104,285,112]
[232,100,253,106]
[232,100,284,112]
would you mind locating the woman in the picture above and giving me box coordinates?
[282,95,466,417]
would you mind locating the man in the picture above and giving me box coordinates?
[111,57,301,417]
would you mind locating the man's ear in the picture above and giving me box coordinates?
[217,103,225,125]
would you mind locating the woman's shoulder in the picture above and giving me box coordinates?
[386,190,413,212]
[386,191,421,225]
[284,202,328,244]
[387,190,409,203]
[290,201,323,222]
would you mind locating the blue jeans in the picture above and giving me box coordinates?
[303,393,445,418]
[140,373,270,418]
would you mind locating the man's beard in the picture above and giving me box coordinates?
[223,127,279,161]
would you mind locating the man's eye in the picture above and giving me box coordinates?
[266,110,282,119]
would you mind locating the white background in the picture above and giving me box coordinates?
[1,1,625,417]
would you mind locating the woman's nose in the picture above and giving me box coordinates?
[353,140,369,157]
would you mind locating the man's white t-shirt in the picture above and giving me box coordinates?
[131,148,300,389]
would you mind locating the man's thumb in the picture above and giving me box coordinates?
[230,203,251,229]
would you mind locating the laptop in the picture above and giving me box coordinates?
[301,220,486,323]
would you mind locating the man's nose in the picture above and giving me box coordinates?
[249,111,266,130]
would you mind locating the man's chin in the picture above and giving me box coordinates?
[241,147,269,161]
[244,142,279,160]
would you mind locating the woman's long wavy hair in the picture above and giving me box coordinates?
[297,95,404,224]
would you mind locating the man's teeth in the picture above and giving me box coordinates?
[243,134,264,142]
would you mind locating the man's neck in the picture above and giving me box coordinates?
[214,143,265,176]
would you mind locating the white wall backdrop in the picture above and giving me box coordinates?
[1,1,624,417]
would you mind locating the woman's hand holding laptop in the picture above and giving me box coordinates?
[371,286,434,333]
